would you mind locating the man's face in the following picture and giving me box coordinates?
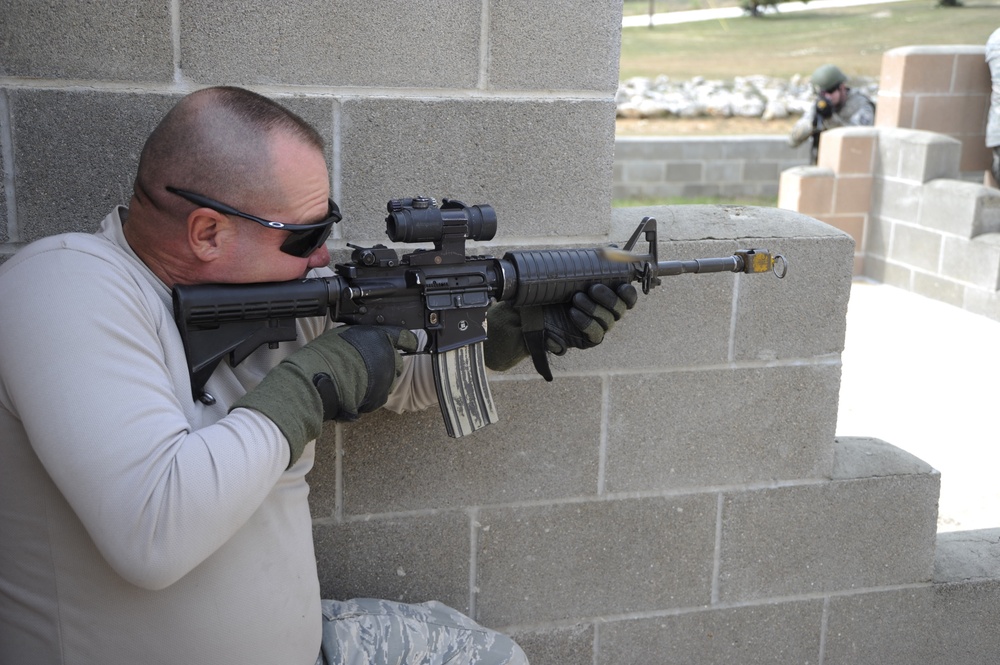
[820,84,845,111]
[221,135,333,283]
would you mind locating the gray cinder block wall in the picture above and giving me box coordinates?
[614,135,812,201]
[0,0,621,253]
[4,4,1000,664]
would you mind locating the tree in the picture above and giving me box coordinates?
[741,0,809,17]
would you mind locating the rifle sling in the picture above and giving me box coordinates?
[519,306,553,382]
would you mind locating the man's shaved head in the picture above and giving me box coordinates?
[134,86,324,213]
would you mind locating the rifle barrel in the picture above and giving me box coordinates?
[656,256,742,276]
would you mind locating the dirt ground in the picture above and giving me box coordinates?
[615,115,798,136]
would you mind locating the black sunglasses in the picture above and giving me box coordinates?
[166,186,341,258]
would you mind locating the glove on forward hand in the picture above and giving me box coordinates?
[232,325,419,466]
[484,283,638,371]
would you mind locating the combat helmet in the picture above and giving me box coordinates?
[811,64,848,92]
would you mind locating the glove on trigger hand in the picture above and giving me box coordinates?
[231,325,419,467]
[484,283,638,372]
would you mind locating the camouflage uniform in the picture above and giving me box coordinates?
[787,88,876,148]
[985,28,1000,182]
[317,598,529,665]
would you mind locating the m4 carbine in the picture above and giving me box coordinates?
[173,197,787,437]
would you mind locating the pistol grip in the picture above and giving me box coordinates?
[432,342,499,437]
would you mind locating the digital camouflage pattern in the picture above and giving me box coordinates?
[987,28,1000,150]
[986,29,1000,184]
[317,598,528,665]
[788,87,876,148]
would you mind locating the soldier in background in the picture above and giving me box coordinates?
[985,28,1000,186]
[788,64,876,164]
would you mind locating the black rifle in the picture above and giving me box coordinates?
[173,197,787,437]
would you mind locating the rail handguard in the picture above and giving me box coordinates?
[173,197,786,437]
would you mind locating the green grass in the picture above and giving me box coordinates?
[619,0,1000,81]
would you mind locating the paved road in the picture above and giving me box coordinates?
[837,280,1000,533]
[623,0,911,27]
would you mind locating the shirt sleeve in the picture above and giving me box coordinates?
[788,105,816,148]
[0,248,289,590]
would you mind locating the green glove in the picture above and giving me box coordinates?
[232,325,419,466]
[484,283,638,372]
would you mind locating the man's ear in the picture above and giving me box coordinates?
[187,209,232,261]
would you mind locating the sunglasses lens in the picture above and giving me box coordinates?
[280,221,334,257]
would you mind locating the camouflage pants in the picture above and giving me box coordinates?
[316,598,529,665]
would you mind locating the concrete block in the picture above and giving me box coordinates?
[874,92,915,129]
[918,179,1000,237]
[8,89,179,241]
[734,232,854,362]
[614,137,686,161]
[610,205,855,362]
[822,213,866,252]
[818,127,876,174]
[622,161,665,184]
[544,239,737,376]
[325,378,604,514]
[742,161,777,182]
[877,260,914,291]
[911,271,965,308]
[718,138,778,160]
[312,512,471,612]
[681,183,722,198]
[181,0,480,87]
[952,50,990,94]
[863,217,891,260]
[874,128,961,183]
[605,365,840,492]
[509,624,594,665]
[704,162,742,184]
[612,205,854,367]
[832,176,872,215]
[776,166,834,215]
[940,233,1000,290]
[476,494,718,625]
[339,98,615,239]
[824,577,1000,665]
[913,94,988,136]
[487,0,621,92]
[717,438,939,602]
[677,138,728,160]
[958,133,993,173]
[0,94,7,244]
[596,600,824,665]
[665,162,703,183]
[871,178,922,222]
[962,285,1000,323]
[882,48,968,94]
[935,528,1000,583]
[878,48,908,94]
[888,223,942,273]
[0,0,173,81]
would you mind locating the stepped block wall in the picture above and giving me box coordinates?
[876,45,991,176]
[778,45,1000,321]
